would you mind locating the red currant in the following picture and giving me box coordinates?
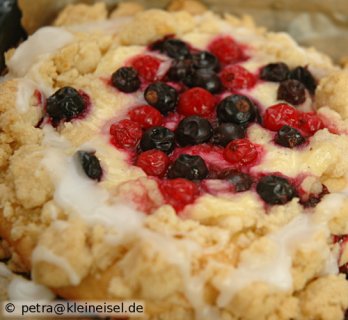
[110,119,143,148]
[299,112,324,136]
[131,55,161,82]
[220,65,256,90]
[263,103,300,131]
[208,36,244,65]
[136,150,170,177]
[128,105,163,129]
[224,138,258,166]
[177,87,216,116]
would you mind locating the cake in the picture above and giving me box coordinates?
[1,1,348,319]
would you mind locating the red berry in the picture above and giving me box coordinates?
[159,178,199,211]
[208,36,244,65]
[220,65,256,90]
[263,103,299,131]
[299,112,324,136]
[131,55,161,82]
[110,119,143,148]
[136,150,170,177]
[128,105,163,129]
[224,138,258,166]
[177,87,216,116]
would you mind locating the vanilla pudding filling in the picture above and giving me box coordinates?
[3,7,348,320]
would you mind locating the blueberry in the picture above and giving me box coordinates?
[288,66,317,94]
[152,38,190,59]
[140,126,175,154]
[167,154,208,180]
[212,123,245,147]
[77,151,103,181]
[111,67,140,93]
[175,116,213,146]
[277,79,306,105]
[217,95,256,125]
[46,86,86,124]
[192,51,219,71]
[260,62,289,82]
[225,171,253,192]
[184,69,222,94]
[144,82,178,115]
[167,58,194,82]
[275,125,305,148]
[256,175,296,205]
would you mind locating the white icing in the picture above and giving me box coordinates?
[8,277,55,301]
[0,263,12,277]
[32,245,81,286]
[7,27,74,77]
[15,78,37,113]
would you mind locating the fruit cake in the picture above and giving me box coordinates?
[1,1,348,319]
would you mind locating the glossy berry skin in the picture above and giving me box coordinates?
[110,119,143,149]
[77,151,103,181]
[224,171,253,192]
[220,65,256,90]
[212,123,245,147]
[208,36,244,65]
[152,38,190,59]
[168,58,194,82]
[136,150,170,177]
[263,103,299,131]
[175,116,213,146]
[178,87,216,117]
[192,51,219,71]
[144,82,178,115]
[140,126,175,154]
[256,175,296,205]
[288,66,317,94]
[46,87,86,124]
[277,79,306,105]
[184,69,222,94]
[128,105,163,129]
[299,112,324,136]
[159,178,199,211]
[275,125,305,148]
[111,67,141,93]
[131,55,161,82]
[167,154,208,180]
[217,95,256,125]
[223,138,258,166]
[260,62,289,82]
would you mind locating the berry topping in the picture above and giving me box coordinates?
[300,185,329,208]
[159,178,199,211]
[212,123,245,147]
[136,150,170,177]
[152,38,190,59]
[175,116,213,146]
[110,119,143,149]
[46,87,86,124]
[256,175,296,205]
[224,171,253,192]
[263,103,299,131]
[288,66,317,94]
[168,154,208,180]
[299,112,324,136]
[131,55,161,82]
[275,125,305,148]
[177,87,216,116]
[260,62,289,82]
[208,36,244,65]
[220,65,256,90]
[184,69,222,94]
[140,126,175,154]
[111,67,141,93]
[128,105,163,129]
[277,79,306,105]
[217,95,256,125]
[144,82,178,115]
[192,51,219,71]
[223,138,258,166]
[168,58,194,82]
[77,151,103,181]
